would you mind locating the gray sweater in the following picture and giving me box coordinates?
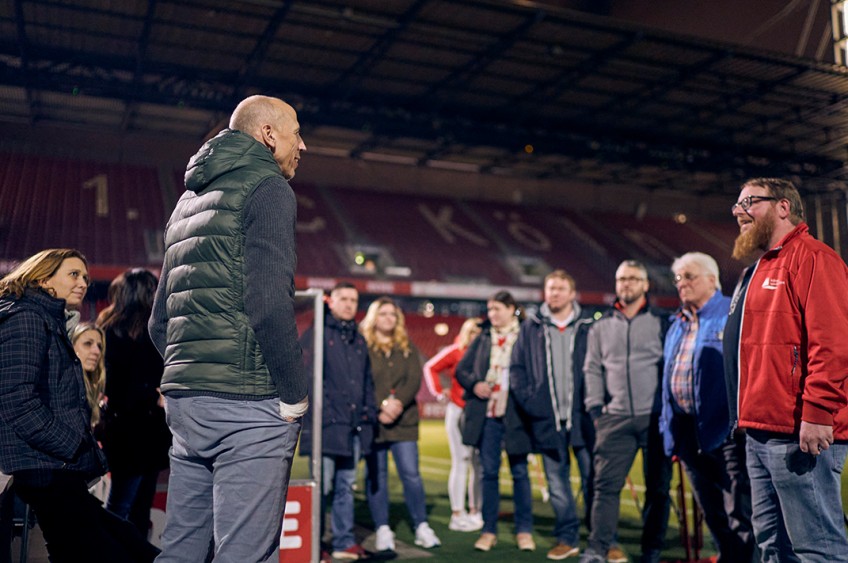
[583,304,666,418]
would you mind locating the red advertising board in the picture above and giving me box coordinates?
[150,477,317,562]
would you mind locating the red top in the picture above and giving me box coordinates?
[423,342,468,408]
[739,223,848,438]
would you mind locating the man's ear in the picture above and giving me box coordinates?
[260,124,276,150]
[777,198,791,219]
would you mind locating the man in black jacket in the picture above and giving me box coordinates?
[510,270,595,560]
[300,283,376,561]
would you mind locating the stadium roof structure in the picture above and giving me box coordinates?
[3,0,848,196]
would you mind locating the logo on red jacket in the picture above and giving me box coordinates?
[761,277,785,290]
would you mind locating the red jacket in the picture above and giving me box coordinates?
[423,342,467,408]
[739,223,848,438]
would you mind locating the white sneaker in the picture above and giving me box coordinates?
[375,525,395,552]
[465,512,484,531]
[414,522,441,548]
[449,513,476,532]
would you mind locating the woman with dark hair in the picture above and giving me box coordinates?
[457,290,536,552]
[96,268,171,537]
[0,249,158,562]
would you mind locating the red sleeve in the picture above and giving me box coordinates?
[422,344,459,396]
[797,247,848,425]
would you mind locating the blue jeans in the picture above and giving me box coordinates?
[321,435,361,552]
[156,396,301,563]
[541,425,580,545]
[366,441,428,529]
[107,470,160,536]
[479,417,533,534]
[746,430,848,562]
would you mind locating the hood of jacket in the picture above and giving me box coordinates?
[184,129,279,194]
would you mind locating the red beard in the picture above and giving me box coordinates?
[732,208,775,262]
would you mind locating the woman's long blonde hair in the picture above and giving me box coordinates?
[0,249,88,299]
[71,322,106,427]
[360,296,410,357]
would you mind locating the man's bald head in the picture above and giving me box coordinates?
[229,95,306,179]
[230,95,293,139]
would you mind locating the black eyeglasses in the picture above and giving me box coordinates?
[731,195,779,213]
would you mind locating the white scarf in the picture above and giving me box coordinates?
[486,317,519,418]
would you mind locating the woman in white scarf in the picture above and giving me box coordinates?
[456,291,536,553]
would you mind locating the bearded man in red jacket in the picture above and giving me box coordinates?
[724,177,848,560]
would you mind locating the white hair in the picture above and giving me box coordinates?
[672,252,721,290]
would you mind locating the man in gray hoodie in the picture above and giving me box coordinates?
[579,260,672,563]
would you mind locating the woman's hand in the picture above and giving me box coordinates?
[380,397,403,421]
[473,381,492,399]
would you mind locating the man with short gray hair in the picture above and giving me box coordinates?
[659,252,753,562]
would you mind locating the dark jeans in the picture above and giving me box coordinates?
[675,416,754,563]
[587,413,672,561]
[15,471,159,563]
[107,469,160,537]
[479,417,533,534]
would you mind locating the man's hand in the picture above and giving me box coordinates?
[473,381,492,400]
[799,421,834,455]
[378,411,395,425]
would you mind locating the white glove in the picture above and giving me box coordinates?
[279,396,308,421]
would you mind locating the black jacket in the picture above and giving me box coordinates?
[99,328,171,474]
[510,305,595,454]
[456,323,531,456]
[299,310,376,457]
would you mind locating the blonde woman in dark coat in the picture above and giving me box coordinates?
[360,297,441,553]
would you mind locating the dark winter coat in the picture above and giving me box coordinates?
[0,289,107,480]
[99,328,171,473]
[510,305,595,454]
[369,344,422,443]
[299,311,376,457]
[456,324,531,456]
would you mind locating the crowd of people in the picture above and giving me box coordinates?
[0,93,845,563]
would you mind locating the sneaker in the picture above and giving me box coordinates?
[414,522,441,548]
[375,525,395,552]
[547,543,579,560]
[332,544,368,560]
[474,532,498,551]
[320,549,332,563]
[607,546,628,563]
[579,552,607,563]
[449,513,474,532]
[465,512,484,531]
[516,532,536,551]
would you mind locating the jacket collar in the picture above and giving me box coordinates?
[675,289,725,319]
[766,222,808,255]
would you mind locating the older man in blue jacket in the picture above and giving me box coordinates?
[659,252,753,563]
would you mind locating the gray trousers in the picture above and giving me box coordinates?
[587,413,672,562]
[156,396,301,563]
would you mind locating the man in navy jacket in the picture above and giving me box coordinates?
[510,270,595,560]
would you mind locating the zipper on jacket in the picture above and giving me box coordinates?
[625,319,635,417]
[735,260,760,425]
[791,345,799,379]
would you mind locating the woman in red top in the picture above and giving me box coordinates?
[422,318,482,532]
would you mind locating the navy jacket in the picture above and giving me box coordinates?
[0,289,107,479]
[660,291,732,455]
[299,310,375,457]
[510,305,595,453]
[456,323,531,456]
